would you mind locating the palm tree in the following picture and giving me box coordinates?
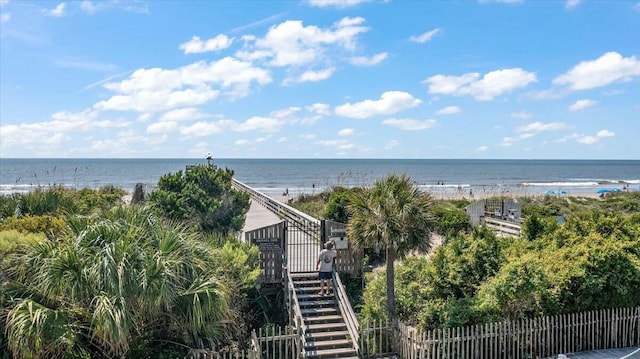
[4,206,230,358]
[347,174,435,320]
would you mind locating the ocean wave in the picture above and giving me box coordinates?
[521,182,599,187]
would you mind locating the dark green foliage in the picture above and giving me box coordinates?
[360,206,640,330]
[2,206,237,358]
[521,212,557,241]
[149,166,250,234]
[323,187,361,223]
[434,204,470,237]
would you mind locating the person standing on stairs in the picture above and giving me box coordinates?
[316,241,337,296]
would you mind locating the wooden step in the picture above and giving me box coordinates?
[306,322,347,332]
[295,286,324,292]
[297,293,334,300]
[304,339,352,349]
[290,272,318,279]
[306,347,357,358]
[304,330,349,340]
[305,315,343,323]
[299,299,336,307]
[293,279,321,286]
[301,307,339,315]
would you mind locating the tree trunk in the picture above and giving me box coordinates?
[386,245,396,320]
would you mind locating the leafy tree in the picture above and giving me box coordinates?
[149,166,250,234]
[347,174,435,320]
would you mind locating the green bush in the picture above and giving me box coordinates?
[0,215,66,237]
[434,204,469,237]
[149,166,250,234]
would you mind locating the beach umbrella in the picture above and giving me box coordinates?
[596,189,610,194]
[545,190,556,195]
[611,188,622,192]
[557,190,567,195]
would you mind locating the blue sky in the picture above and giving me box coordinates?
[1,0,639,159]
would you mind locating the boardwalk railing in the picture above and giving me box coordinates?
[232,179,320,229]
[483,217,522,237]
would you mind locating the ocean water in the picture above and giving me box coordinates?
[0,158,638,197]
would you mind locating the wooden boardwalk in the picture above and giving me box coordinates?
[239,199,281,240]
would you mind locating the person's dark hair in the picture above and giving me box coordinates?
[325,241,334,249]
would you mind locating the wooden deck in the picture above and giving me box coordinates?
[239,199,281,240]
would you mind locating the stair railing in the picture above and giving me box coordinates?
[286,271,308,357]
[332,271,360,354]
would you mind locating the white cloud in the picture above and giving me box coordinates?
[235,116,285,132]
[0,109,129,152]
[306,103,332,116]
[516,121,569,133]
[568,99,597,111]
[562,129,616,145]
[44,2,66,17]
[300,134,316,140]
[382,118,436,131]
[597,129,615,138]
[290,67,336,84]
[510,111,533,119]
[424,68,537,101]
[0,0,9,7]
[235,139,250,145]
[384,140,399,150]
[436,106,461,115]
[1,12,9,22]
[95,87,220,113]
[500,133,534,147]
[180,121,229,138]
[576,136,598,144]
[147,121,178,134]
[277,137,287,143]
[98,57,271,111]
[236,17,369,67]
[335,91,422,119]
[338,128,354,136]
[80,0,97,14]
[565,0,580,9]
[410,28,441,43]
[179,35,233,54]
[475,145,488,152]
[350,52,388,66]
[553,52,640,90]
[271,107,301,118]
[316,139,356,150]
[104,57,271,96]
[308,0,372,8]
[158,107,208,122]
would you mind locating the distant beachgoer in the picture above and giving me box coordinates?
[316,241,336,296]
[469,188,474,198]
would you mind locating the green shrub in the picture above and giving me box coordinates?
[0,215,66,237]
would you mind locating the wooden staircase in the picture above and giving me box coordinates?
[290,272,358,359]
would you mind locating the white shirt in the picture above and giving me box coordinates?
[317,249,336,272]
